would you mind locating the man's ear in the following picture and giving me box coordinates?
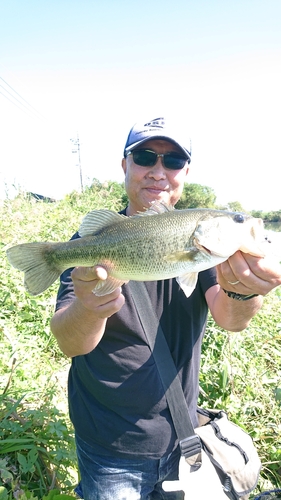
[121,157,127,174]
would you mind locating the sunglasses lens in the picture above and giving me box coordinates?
[131,150,187,170]
[163,153,186,170]
[132,150,157,166]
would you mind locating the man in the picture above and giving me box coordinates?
[50,117,281,500]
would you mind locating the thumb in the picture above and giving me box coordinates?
[71,265,108,282]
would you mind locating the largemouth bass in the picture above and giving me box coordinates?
[6,202,267,298]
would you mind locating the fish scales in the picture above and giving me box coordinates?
[46,210,195,279]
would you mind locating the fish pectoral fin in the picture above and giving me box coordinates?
[176,272,199,298]
[79,210,125,237]
[164,249,200,263]
[93,277,128,296]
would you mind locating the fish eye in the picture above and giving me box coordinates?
[233,213,245,223]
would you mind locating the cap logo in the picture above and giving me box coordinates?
[124,117,191,163]
[143,117,165,129]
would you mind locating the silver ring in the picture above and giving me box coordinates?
[227,280,240,285]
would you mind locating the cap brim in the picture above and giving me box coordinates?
[124,136,191,162]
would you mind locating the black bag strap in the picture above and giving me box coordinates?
[129,280,202,464]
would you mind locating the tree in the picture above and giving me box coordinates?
[226,201,245,213]
[175,183,216,209]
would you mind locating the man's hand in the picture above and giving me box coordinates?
[51,265,125,356]
[217,251,281,296]
[71,265,125,318]
[207,251,281,332]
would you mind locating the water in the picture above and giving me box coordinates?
[265,222,281,232]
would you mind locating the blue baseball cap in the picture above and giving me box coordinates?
[124,117,192,163]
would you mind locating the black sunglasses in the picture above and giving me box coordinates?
[126,149,189,170]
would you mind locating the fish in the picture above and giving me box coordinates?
[6,201,268,298]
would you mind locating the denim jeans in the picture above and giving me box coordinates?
[75,435,184,500]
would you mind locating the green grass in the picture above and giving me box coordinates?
[1,185,280,498]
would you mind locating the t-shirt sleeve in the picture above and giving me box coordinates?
[198,267,217,295]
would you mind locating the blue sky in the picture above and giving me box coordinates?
[1,0,281,211]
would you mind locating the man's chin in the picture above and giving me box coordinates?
[145,191,169,205]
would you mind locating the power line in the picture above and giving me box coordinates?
[0,90,41,120]
[0,85,42,119]
[0,76,44,117]
[0,76,46,121]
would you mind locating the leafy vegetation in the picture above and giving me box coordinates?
[1,181,281,499]
[252,210,281,224]
[175,183,217,209]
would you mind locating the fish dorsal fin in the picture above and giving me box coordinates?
[135,201,174,217]
[78,210,125,237]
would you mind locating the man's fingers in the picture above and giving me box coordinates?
[217,251,281,295]
[96,289,125,318]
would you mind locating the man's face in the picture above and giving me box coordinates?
[121,139,189,215]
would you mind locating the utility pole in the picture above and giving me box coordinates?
[70,133,83,192]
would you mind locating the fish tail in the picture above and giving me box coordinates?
[6,242,61,295]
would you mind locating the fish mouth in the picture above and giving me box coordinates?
[195,241,225,258]
[196,242,212,255]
